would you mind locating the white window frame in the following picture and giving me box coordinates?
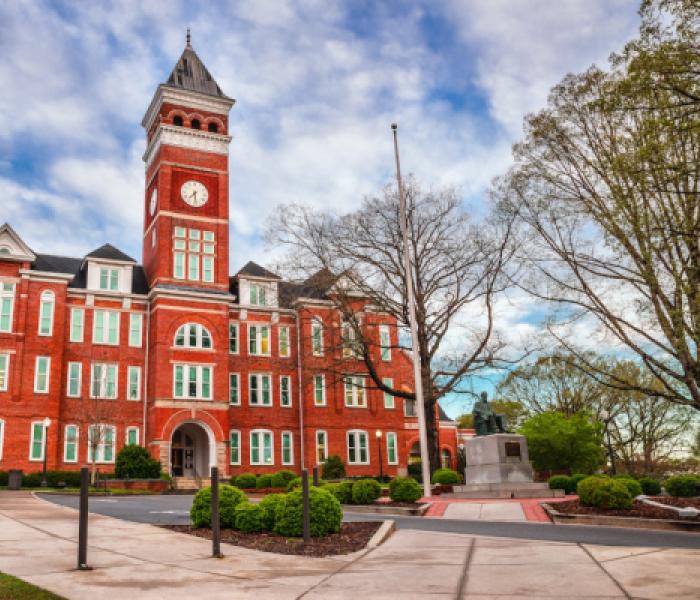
[34,356,50,394]
[228,322,239,354]
[67,362,82,398]
[281,431,294,465]
[0,282,15,333]
[341,320,359,358]
[129,313,143,347]
[229,429,241,465]
[173,364,213,400]
[87,424,116,464]
[38,290,55,336]
[344,375,366,407]
[249,373,272,406]
[278,326,290,357]
[92,310,120,345]
[280,375,292,407]
[386,432,398,465]
[64,424,79,463]
[250,429,274,466]
[347,430,369,465]
[379,324,391,361]
[69,307,84,343]
[174,323,213,349]
[311,318,323,356]
[125,426,139,446]
[127,366,141,401]
[248,324,271,356]
[313,374,326,406]
[249,283,267,306]
[382,377,394,409]
[0,353,9,392]
[90,363,118,399]
[29,420,47,461]
[229,372,240,405]
[316,430,328,465]
[99,267,120,291]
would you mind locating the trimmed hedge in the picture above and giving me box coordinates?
[548,475,573,494]
[274,486,342,537]
[270,470,297,489]
[570,473,588,492]
[389,477,422,503]
[324,481,354,504]
[234,503,264,532]
[578,476,632,510]
[17,471,83,488]
[190,485,247,528]
[351,478,381,504]
[234,473,257,489]
[256,474,274,489]
[638,477,662,496]
[321,455,346,480]
[431,468,461,485]
[115,445,161,479]
[613,476,643,498]
[664,474,700,497]
[258,493,286,530]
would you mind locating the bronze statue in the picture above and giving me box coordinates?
[472,392,507,436]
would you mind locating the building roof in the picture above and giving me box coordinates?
[438,404,454,423]
[85,244,136,263]
[165,38,230,99]
[236,261,281,280]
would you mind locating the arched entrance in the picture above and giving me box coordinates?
[170,422,213,478]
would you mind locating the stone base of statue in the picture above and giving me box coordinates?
[445,434,564,499]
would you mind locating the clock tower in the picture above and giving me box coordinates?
[141,33,235,291]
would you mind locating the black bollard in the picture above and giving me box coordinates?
[313,466,319,487]
[77,467,91,570]
[211,466,222,558]
[301,469,310,543]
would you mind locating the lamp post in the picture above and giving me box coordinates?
[40,417,51,487]
[599,410,616,476]
[376,430,383,482]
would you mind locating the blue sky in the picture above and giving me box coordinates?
[0,0,642,417]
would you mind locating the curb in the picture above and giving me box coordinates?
[543,503,700,532]
[366,519,395,549]
[344,502,431,517]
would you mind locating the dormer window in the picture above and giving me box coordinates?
[173,115,183,126]
[207,122,218,133]
[249,283,267,306]
[191,119,201,130]
[99,268,119,291]
[174,323,213,349]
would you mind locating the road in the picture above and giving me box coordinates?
[38,492,700,549]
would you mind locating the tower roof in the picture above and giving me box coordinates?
[164,32,230,99]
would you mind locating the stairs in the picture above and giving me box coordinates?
[442,482,565,499]
[171,477,204,491]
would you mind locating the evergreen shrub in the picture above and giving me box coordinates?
[234,473,257,489]
[190,485,247,528]
[273,486,342,537]
[548,475,573,494]
[270,470,296,488]
[578,476,632,509]
[115,445,161,480]
[638,477,662,496]
[234,503,264,532]
[431,468,461,485]
[614,476,642,498]
[351,478,381,504]
[388,477,422,503]
[321,455,346,480]
[664,474,700,497]
[258,493,286,530]
[256,474,273,489]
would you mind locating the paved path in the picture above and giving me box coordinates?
[40,492,700,549]
[1,492,699,598]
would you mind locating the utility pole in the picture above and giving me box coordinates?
[391,123,431,497]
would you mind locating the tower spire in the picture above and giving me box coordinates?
[186,27,191,48]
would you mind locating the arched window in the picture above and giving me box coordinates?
[191,119,201,130]
[0,247,10,255]
[174,323,212,349]
[38,290,55,336]
[173,115,183,126]
[207,122,218,133]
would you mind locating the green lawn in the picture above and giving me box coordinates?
[0,572,66,599]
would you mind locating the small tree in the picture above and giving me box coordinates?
[518,412,605,474]
[115,445,161,479]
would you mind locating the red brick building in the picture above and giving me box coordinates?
[0,40,458,483]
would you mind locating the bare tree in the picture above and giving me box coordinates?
[495,0,700,410]
[268,178,514,470]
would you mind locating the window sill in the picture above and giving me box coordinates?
[249,403,274,408]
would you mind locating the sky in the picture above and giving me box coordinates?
[0,0,643,417]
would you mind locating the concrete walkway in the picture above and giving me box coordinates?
[0,492,698,599]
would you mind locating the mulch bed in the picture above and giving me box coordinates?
[162,521,381,557]
[553,497,700,521]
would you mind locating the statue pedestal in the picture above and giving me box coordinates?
[464,434,534,485]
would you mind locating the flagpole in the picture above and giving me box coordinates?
[391,123,431,497]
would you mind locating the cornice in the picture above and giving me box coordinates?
[143,125,232,169]
[141,84,235,132]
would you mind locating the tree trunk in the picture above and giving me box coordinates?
[423,373,441,474]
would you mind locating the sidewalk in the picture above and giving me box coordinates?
[423,496,570,522]
[0,491,698,599]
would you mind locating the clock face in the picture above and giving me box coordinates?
[180,180,209,208]
[149,188,158,216]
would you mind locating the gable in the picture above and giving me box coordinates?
[0,223,36,262]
